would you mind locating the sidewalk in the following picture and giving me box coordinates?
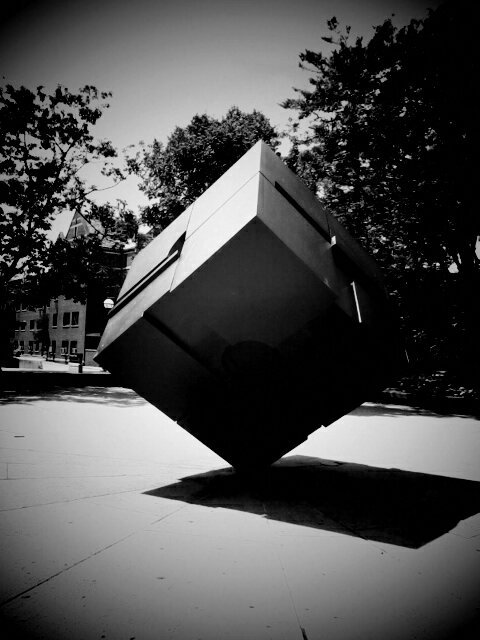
[1,389,479,639]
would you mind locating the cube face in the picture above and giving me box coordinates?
[95,142,396,469]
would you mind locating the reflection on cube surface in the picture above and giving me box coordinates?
[95,141,399,469]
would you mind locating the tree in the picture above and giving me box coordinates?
[128,106,279,234]
[282,1,478,385]
[0,84,125,303]
[43,205,138,304]
[0,84,131,364]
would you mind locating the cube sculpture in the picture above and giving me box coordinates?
[95,142,397,469]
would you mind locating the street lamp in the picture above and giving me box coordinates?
[103,298,114,310]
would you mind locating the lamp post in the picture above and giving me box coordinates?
[99,298,115,373]
[103,298,114,311]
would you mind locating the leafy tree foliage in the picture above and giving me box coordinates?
[282,1,478,383]
[0,84,135,364]
[128,106,279,234]
[0,84,125,302]
[5,203,138,317]
[40,204,138,305]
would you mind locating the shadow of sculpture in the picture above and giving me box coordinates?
[145,455,480,549]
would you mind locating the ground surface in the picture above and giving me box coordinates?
[0,387,479,640]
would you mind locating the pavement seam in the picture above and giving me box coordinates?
[0,444,167,464]
[0,531,137,608]
[0,486,154,512]
[262,501,308,640]
[0,505,189,609]
[0,445,216,471]
[2,474,147,480]
[149,504,188,525]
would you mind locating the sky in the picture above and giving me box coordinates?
[1,0,441,236]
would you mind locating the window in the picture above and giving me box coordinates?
[19,340,24,351]
[29,319,35,330]
[19,321,26,331]
[34,341,39,353]
[61,340,69,354]
[28,340,34,353]
[62,312,71,327]
[70,341,78,354]
[52,313,58,327]
[71,311,79,326]
[71,216,83,238]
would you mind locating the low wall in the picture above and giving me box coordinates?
[17,357,43,370]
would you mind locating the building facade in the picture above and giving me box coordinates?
[13,297,86,358]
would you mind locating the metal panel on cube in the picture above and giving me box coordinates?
[95,141,397,469]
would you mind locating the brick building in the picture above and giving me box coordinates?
[12,213,135,365]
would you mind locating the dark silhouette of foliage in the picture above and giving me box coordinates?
[0,85,129,300]
[282,1,478,386]
[128,106,279,235]
[43,200,138,304]
[0,84,127,302]
[0,84,132,364]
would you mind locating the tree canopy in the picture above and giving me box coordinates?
[128,106,279,234]
[0,84,126,303]
[2,5,477,393]
[33,201,139,306]
[282,1,478,382]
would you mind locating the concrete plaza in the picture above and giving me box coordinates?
[0,386,479,639]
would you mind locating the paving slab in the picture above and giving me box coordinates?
[1,389,479,639]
